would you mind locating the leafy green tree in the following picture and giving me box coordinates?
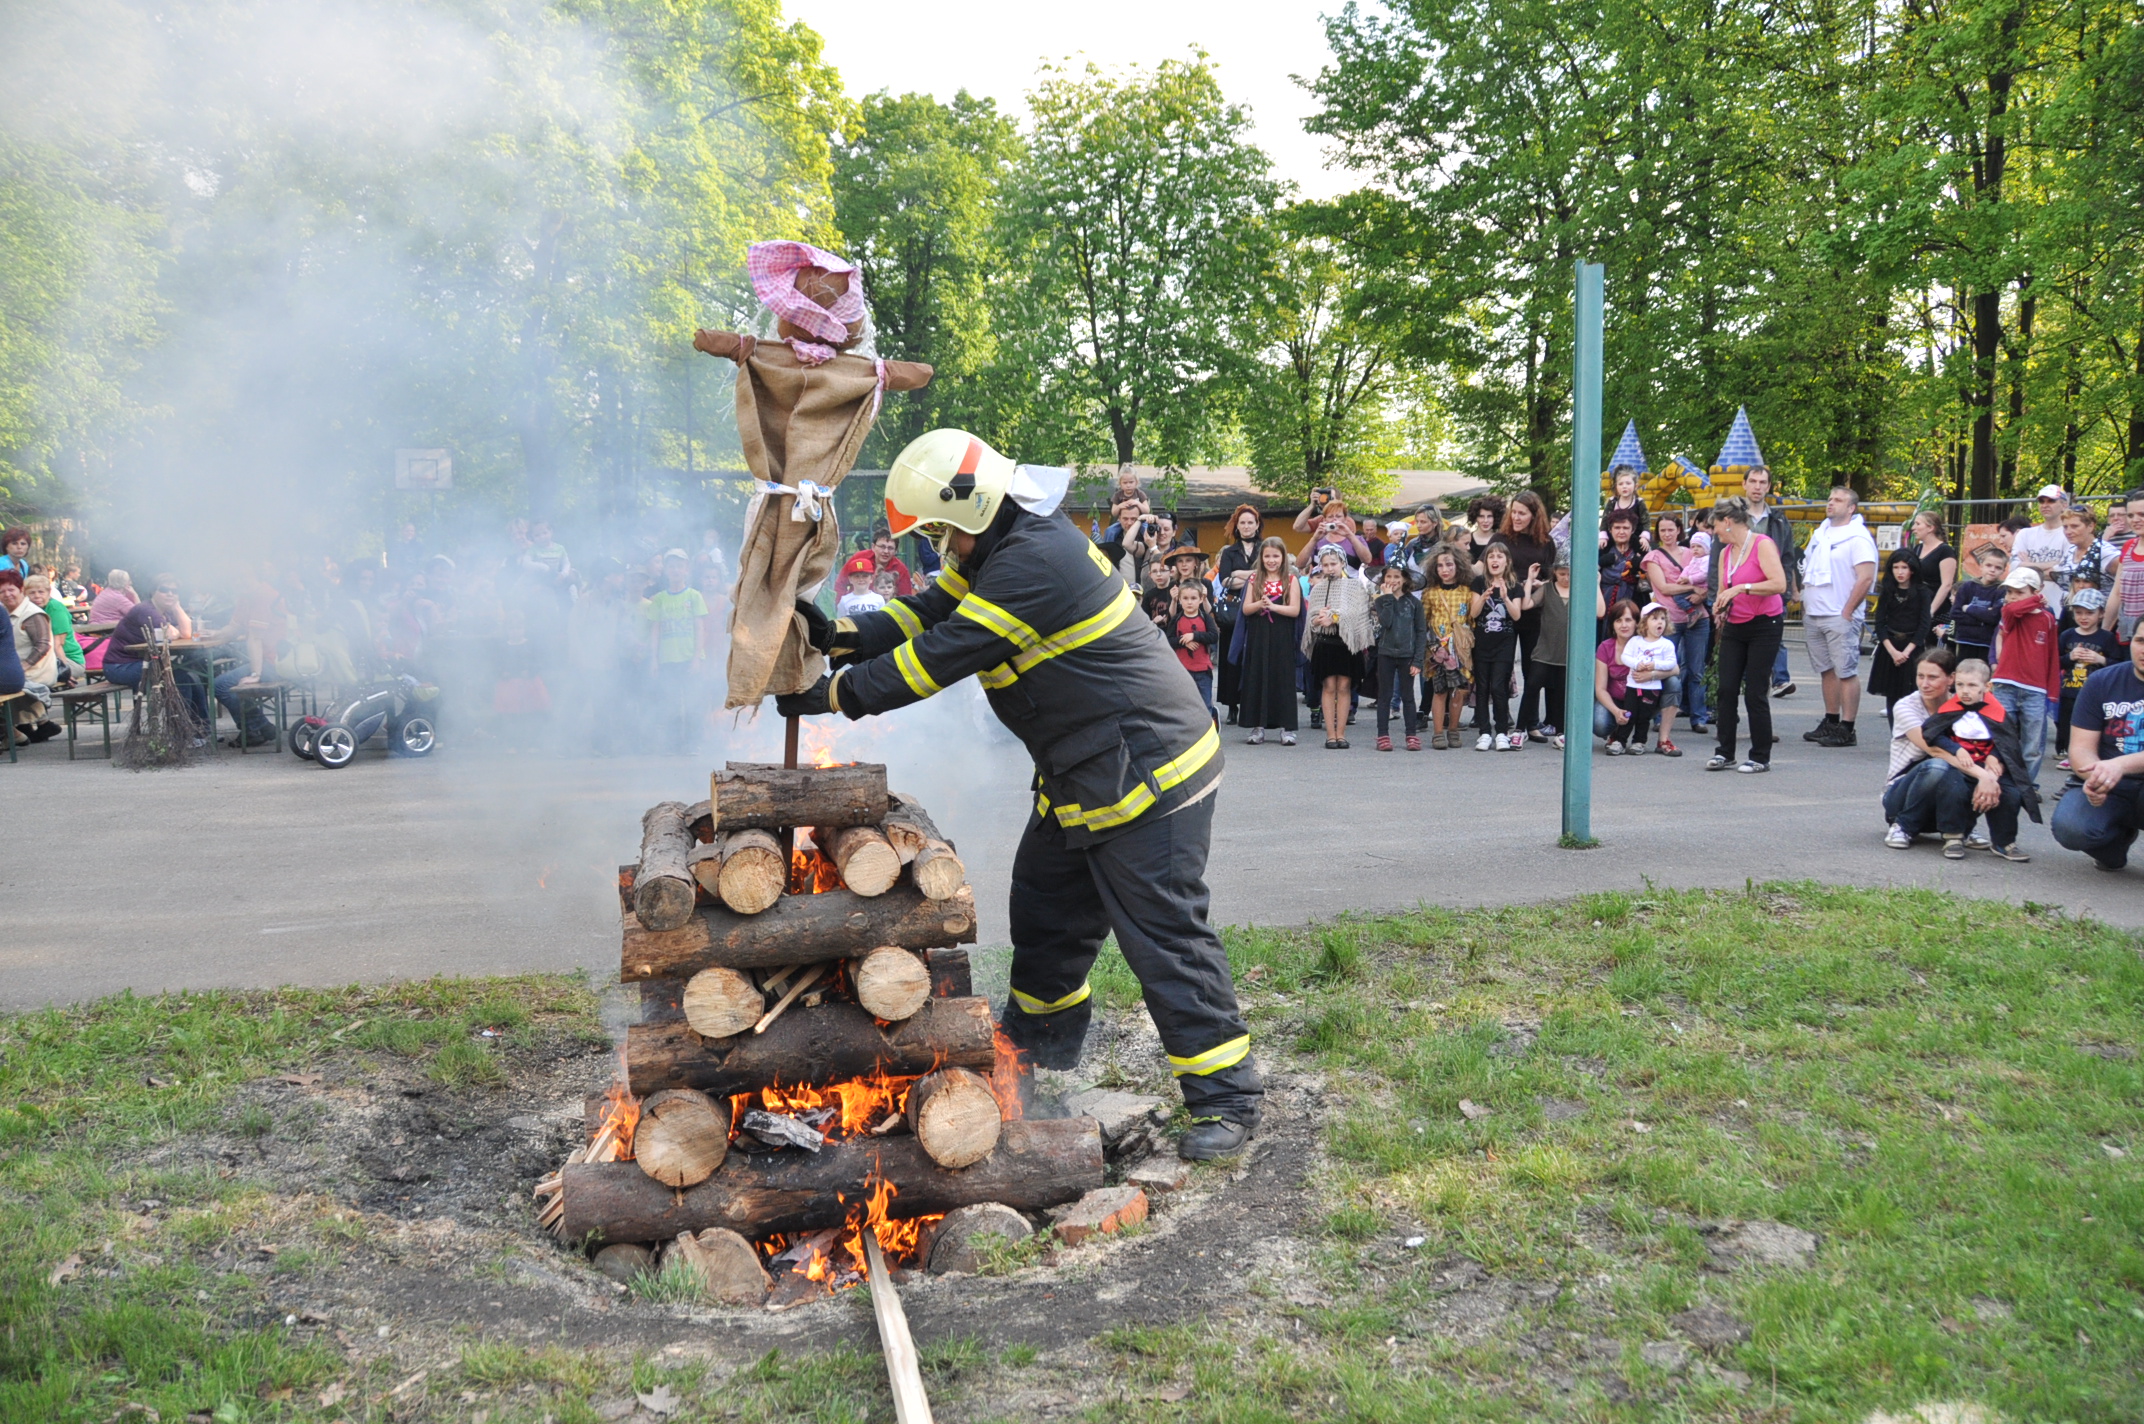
[1001,56,1280,469]
[1236,228,1407,509]
[832,90,1022,464]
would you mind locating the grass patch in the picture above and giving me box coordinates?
[5,891,2140,1422]
[0,972,600,1424]
[1230,883,2144,1422]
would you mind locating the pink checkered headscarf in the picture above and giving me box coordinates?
[746,241,866,366]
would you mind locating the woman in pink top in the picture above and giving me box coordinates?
[1707,496,1788,772]
[83,570,139,672]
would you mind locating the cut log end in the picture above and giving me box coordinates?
[715,829,785,915]
[681,966,763,1041]
[634,1089,729,1188]
[851,946,932,1022]
[906,1066,1003,1169]
[818,823,901,898]
[909,843,967,901]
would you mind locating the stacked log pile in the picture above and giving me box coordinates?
[556,761,1106,1293]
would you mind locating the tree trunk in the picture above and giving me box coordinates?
[559,1118,1104,1244]
[633,802,699,932]
[636,948,971,1026]
[905,1067,1002,1168]
[1969,286,2002,504]
[695,763,890,834]
[816,824,901,897]
[850,946,933,1021]
[621,884,977,981]
[624,995,995,1098]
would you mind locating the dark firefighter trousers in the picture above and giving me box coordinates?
[1000,795,1263,1126]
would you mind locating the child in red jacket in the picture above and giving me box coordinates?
[1990,566,2060,786]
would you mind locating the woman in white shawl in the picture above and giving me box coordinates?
[1301,546,1373,748]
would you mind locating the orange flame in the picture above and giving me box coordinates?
[989,1022,1030,1123]
[748,1068,914,1138]
[787,833,844,894]
[590,1079,641,1162]
[798,723,842,769]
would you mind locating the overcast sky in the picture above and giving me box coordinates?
[785,0,1355,200]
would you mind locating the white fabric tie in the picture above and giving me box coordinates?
[757,479,835,522]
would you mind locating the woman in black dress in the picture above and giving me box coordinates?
[1235,536,1302,745]
[1868,550,1933,716]
[1213,504,1264,722]
[1902,510,1957,633]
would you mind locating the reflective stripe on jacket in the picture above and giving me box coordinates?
[835,507,1222,848]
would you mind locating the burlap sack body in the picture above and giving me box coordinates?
[724,345,884,709]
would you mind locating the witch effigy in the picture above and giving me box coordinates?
[694,241,933,709]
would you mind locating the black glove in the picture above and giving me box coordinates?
[775,674,836,718]
[795,597,833,653]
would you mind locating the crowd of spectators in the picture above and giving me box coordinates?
[1087,475,2144,873]
[0,516,765,754]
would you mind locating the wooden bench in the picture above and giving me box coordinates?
[0,689,22,764]
[58,681,127,761]
[227,680,290,754]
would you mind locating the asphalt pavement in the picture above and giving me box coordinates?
[5,641,2137,1012]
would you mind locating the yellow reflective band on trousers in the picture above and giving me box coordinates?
[1169,1034,1251,1077]
[1047,722,1221,832]
[894,641,942,699]
[1011,981,1091,1015]
[884,600,924,641]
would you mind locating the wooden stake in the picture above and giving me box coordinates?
[864,1231,935,1424]
[781,714,799,861]
[752,962,826,1034]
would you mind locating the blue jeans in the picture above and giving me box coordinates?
[1677,619,1712,724]
[1772,643,1790,689]
[1990,683,2048,788]
[1935,763,2021,847]
[2051,777,2144,870]
[1882,757,1951,836]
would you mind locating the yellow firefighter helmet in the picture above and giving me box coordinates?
[885,429,1017,539]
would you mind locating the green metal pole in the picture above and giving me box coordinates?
[1562,261,1604,844]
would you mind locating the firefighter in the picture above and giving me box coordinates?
[775,429,1261,1160]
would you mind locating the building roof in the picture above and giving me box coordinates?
[1064,465,1493,521]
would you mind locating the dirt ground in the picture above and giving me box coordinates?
[106,985,1810,1421]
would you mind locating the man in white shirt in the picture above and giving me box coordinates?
[1800,485,1879,747]
[2011,484,2072,617]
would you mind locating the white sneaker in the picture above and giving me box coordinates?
[1503,733,1523,751]
[1280,731,1296,746]
[1475,733,1493,751]
[1884,824,1912,849]
[1247,728,1265,744]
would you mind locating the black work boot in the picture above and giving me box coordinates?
[1803,713,1838,742]
[1829,721,1857,747]
[997,1000,1092,1072]
[1179,1117,1254,1160]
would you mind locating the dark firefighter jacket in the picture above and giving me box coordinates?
[829,505,1222,848]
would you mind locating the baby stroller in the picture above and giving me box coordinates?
[292,673,438,768]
